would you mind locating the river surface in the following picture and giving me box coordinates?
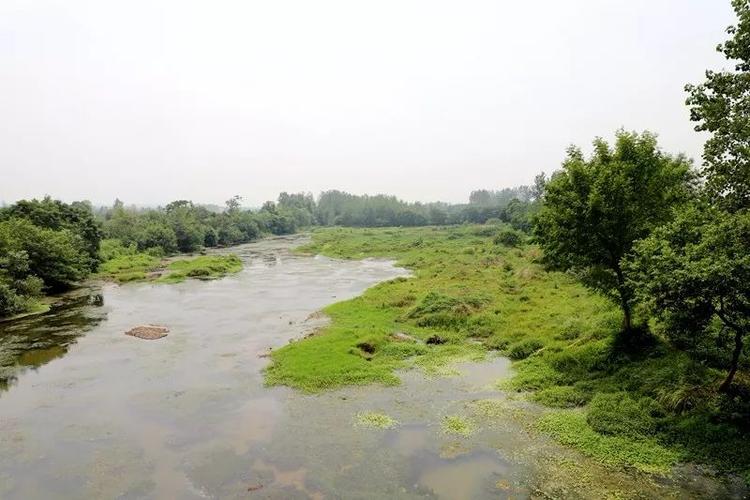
[0,235,742,499]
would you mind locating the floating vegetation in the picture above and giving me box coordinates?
[355,412,398,429]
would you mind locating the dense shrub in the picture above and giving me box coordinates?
[2,197,102,270]
[136,221,178,253]
[0,218,90,291]
[0,281,25,316]
[493,229,524,247]
[0,200,103,316]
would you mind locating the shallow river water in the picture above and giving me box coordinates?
[0,235,741,499]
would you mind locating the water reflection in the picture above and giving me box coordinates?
[0,289,106,393]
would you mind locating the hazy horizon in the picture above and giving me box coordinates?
[1,0,735,206]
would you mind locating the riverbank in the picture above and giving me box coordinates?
[266,226,750,489]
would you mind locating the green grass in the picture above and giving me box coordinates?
[264,226,750,480]
[97,253,161,283]
[98,253,242,284]
[157,255,243,283]
[537,411,680,475]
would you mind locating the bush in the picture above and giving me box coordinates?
[507,338,544,360]
[136,221,178,254]
[0,281,24,316]
[473,226,500,237]
[493,229,524,247]
[99,239,138,261]
[0,218,90,291]
[3,197,102,270]
[13,276,43,297]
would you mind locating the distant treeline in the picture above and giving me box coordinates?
[0,183,542,317]
[313,183,542,230]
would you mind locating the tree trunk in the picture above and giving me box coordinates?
[613,264,632,332]
[719,329,744,393]
[621,298,632,332]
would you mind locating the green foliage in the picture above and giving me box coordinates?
[685,0,750,211]
[136,220,178,254]
[534,130,696,330]
[0,199,101,316]
[100,196,299,258]
[0,218,90,291]
[628,204,750,390]
[2,197,102,270]
[99,239,138,261]
[0,281,26,316]
[493,228,524,247]
[314,188,540,229]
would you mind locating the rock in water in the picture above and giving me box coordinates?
[125,325,169,340]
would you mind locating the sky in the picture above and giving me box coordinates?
[0,0,737,207]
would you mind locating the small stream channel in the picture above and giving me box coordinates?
[0,235,739,499]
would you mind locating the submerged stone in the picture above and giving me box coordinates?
[124,325,169,340]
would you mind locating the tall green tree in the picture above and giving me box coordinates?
[629,0,750,391]
[629,206,749,391]
[534,131,695,331]
[685,0,750,211]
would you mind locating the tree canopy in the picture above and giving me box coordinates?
[686,0,750,211]
[534,130,696,331]
[629,206,750,391]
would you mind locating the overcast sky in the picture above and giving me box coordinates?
[0,0,736,206]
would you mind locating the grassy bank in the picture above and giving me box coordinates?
[97,241,242,284]
[265,226,749,481]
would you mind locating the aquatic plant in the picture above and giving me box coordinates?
[442,415,476,437]
[355,412,398,429]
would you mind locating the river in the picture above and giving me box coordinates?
[0,235,739,499]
